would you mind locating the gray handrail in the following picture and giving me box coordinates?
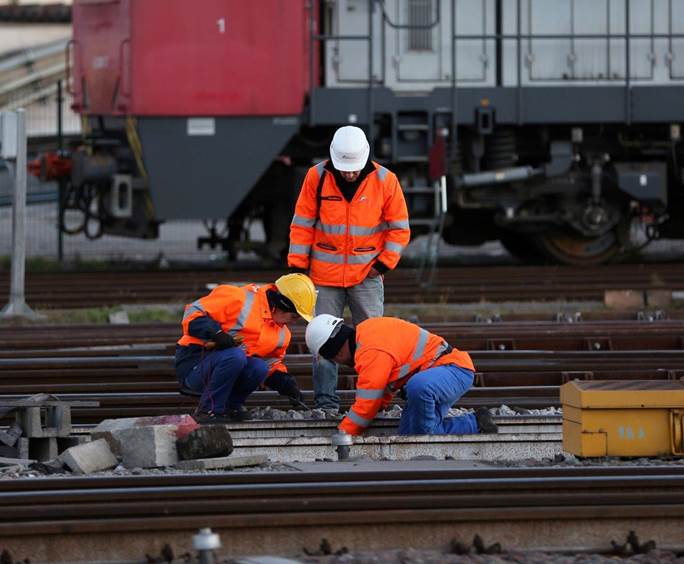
[0,39,68,74]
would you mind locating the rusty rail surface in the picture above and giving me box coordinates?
[2,262,684,307]
[1,349,683,421]
[3,319,684,421]
[3,319,684,354]
[0,467,683,561]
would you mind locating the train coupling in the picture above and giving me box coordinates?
[27,151,72,181]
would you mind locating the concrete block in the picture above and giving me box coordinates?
[92,418,141,454]
[28,437,59,462]
[604,289,644,309]
[93,417,140,435]
[112,425,178,468]
[53,405,72,436]
[176,454,267,471]
[136,414,199,436]
[17,406,46,438]
[0,422,22,447]
[94,415,199,454]
[646,289,672,307]
[17,437,29,459]
[16,405,72,438]
[177,426,233,460]
[59,438,118,475]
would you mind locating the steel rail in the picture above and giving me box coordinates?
[3,319,684,354]
[1,350,683,421]
[2,263,684,307]
[2,464,682,490]
[0,468,683,535]
[2,470,683,560]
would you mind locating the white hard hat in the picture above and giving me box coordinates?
[305,314,344,356]
[329,126,370,172]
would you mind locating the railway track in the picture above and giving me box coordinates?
[2,320,684,421]
[0,466,682,561]
[2,262,684,307]
[3,318,684,353]
[0,389,557,422]
[2,315,684,421]
[0,348,682,421]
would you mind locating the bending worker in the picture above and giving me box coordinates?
[305,314,499,436]
[288,125,410,413]
[175,274,316,423]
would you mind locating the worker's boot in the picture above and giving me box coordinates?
[475,407,499,434]
[227,407,252,422]
[195,411,233,425]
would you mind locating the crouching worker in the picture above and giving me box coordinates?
[175,274,316,423]
[305,315,498,436]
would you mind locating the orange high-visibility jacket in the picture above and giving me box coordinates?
[288,161,410,287]
[339,317,475,435]
[177,283,290,375]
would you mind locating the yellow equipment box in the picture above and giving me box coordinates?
[561,380,684,457]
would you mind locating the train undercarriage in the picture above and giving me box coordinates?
[37,117,681,266]
[204,121,681,265]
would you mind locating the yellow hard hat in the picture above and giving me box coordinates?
[274,273,317,322]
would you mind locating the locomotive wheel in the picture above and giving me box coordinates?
[499,233,545,264]
[535,228,622,265]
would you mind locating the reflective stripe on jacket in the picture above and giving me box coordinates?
[177,283,290,376]
[288,161,410,287]
[339,317,475,435]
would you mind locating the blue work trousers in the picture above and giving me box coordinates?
[398,364,478,435]
[313,275,384,410]
[183,348,268,414]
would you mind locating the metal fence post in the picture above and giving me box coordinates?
[1,109,41,319]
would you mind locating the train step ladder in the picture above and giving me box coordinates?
[405,175,447,288]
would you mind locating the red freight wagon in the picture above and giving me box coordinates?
[65,0,313,239]
[71,0,311,116]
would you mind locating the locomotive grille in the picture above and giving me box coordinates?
[408,0,433,52]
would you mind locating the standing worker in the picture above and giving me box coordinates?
[305,314,499,436]
[175,274,316,423]
[288,126,410,413]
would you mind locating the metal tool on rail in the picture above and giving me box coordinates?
[331,430,353,460]
[192,527,221,564]
[290,397,311,411]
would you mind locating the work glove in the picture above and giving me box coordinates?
[267,371,304,404]
[211,330,237,350]
[398,386,407,401]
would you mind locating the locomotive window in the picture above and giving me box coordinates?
[408,0,433,51]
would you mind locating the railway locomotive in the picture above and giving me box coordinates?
[55,0,684,264]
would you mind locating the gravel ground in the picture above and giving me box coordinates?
[232,547,684,564]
